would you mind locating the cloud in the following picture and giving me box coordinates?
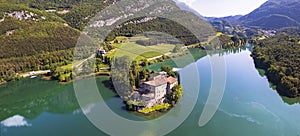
[1,115,32,127]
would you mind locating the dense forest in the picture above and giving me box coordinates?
[277,27,300,36]
[252,34,300,98]
[0,18,80,58]
[0,1,97,83]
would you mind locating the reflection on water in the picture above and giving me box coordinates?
[1,46,300,136]
[281,96,300,105]
[0,78,79,122]
[1,115,31,127]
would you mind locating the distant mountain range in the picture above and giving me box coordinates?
[173,0,204,19]
[239,0,300,29]
[175,0,300,30]
[205,15,242,24]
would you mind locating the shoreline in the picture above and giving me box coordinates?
[0,81,7,85]
[21,70,51,78]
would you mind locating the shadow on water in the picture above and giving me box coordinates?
[281,96,300,105]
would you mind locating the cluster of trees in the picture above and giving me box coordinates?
[52,64,73,82]
[209,34,247,49]
[252,34,300,98]
[125,99,147,111]
[129,60,153,89]
[161,65,179,78]
[0,49,73,82]
[52,50,112,82]
[167,84,183,106]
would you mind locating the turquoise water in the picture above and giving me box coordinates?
[1,47,300,136]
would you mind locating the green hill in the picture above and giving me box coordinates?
[0,2,84,82]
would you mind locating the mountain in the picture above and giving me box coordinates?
[205,15,242,24]
[173,0,204,19]
[239,0,300,29]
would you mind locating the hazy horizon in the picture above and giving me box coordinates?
[177,0,268,17]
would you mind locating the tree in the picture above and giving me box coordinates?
[171,84,183,102]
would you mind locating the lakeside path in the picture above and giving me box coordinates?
[21,70,51,78]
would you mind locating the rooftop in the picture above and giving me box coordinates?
[144,76,168,87]
[143,73,178,87]
[167,77,177,84]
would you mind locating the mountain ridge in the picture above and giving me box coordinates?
[239,0,300,29]
[173,0,204,19]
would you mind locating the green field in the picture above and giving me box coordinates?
[108,36,176,61]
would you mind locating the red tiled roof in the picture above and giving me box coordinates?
[167,77,177,84]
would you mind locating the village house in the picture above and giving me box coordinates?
[96,47,106,57]
[136,72,178,107]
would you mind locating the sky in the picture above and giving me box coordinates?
[178,0,268,17]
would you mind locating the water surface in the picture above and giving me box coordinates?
[1,47,300,136]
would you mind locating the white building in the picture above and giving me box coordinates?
[140,73,178,101]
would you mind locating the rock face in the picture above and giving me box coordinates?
[4,11,46,21]
[239,0,300,29]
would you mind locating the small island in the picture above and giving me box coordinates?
[125,70,183,114]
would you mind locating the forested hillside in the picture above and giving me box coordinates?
[107,17,202,46]
[0,2,88,82]
[252,34,300,98]
[277,27,300,36]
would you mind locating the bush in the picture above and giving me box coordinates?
[139,103,171,114]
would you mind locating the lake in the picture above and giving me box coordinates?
[1,46,300,136]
